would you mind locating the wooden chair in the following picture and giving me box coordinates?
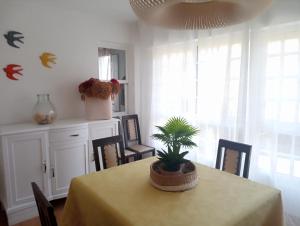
[215,139,252,178]
[31,182,58,226]
[92,135,127,171]
[122,114,155,160]
[0,200,9,226]
[114,117,138,163]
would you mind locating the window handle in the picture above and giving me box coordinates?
[42,161,47,173]
[70,134,79,137]
[51,168,55,178]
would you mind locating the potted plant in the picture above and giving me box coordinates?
[78,78,120,120]
[150,117,199,191]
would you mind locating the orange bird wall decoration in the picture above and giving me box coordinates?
[3,64,23,80]
[40,52,57,68]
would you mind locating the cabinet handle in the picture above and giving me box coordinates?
[70,134,79,137]
[51,168,55,178]
[42,161,47,173]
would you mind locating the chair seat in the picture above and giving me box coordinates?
[124,149,137,157]
[127,144,155,153]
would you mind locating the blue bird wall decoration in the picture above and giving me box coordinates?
[4,31,24,48]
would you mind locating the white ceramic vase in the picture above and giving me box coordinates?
[84,96,112,120]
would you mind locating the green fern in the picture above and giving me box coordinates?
[153,117,199,171]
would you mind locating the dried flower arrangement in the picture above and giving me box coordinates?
[78,78,120,100]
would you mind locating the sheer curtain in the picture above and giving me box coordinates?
[98,48,112,80]
[146,27,251,163]
[137,21,300,226]
[248,22,300,225]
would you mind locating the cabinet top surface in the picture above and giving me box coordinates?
[0,118,119,136]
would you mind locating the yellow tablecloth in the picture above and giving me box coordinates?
[61,158,283,226]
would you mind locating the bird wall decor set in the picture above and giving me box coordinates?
[2,30,57,81]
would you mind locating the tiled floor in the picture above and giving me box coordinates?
[12,198,65,226]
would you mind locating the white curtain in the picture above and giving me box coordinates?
[137,19,300,226]
[98,48,113,80]
[145,26,251,163]
[248,22,300,225]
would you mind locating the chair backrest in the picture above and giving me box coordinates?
[122,114,141,148]
[215,139,252,178]
[31,182,58,226]
[113,116,123,140]
[0,200,9,226]
[92,135,126,171]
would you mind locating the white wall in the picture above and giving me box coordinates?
[0,1,136,125]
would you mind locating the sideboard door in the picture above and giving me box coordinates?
[49,126,89,199]
[4,131,49,208]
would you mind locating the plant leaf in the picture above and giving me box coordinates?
[152,117,199,169]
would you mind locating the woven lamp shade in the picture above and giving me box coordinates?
[129,0,272,29]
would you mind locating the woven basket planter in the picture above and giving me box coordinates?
[150,160,198,192]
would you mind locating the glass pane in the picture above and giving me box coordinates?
[283,55,299,76]
[265,79,280,100]
[112,84,126,112]
[218,45,228,57]
[299,106,300,122]
[277,134,292,154]
[228,80,239,99]
[228,100,238,118]
[284,39,299,53]
[98,48,126,80]
[258,133,275,153]
[264,101,278,121]
[268,41,281,55]
[294,160,300,177]
[282,79,298,99]
[279,101,296,122]
[294,136,300,156]
[230,59,241,78]
[276,157,290,174]
[266,57,281,77]
[231,43,241,58]
[258,155,271,172]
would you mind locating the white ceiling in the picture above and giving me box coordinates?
[3,0,300,27]
[51,0,300,26]
[54,0,137,22]
[2,0,138,23]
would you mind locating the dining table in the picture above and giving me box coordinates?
[61,157,283,226]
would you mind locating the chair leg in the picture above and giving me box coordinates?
[138,153,143,160]
[152,150,156,156]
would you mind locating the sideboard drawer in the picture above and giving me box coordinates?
[49,127,88,143]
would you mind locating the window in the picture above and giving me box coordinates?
[151,32,245,161]
[98,47,128,115]
[150,25,300,224]
[264,38,300,123]
[197,40,243,125]
[152,27,300,177]
[260,33,300,176]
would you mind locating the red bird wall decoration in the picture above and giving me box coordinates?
[3,64,23,80]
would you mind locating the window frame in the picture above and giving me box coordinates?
[97,41,130,117]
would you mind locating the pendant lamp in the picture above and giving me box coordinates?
[129,0,272,29]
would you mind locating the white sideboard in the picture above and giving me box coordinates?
[0,118,118,225]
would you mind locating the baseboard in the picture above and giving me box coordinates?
[7,203,38,225]
[51,193,67,200]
